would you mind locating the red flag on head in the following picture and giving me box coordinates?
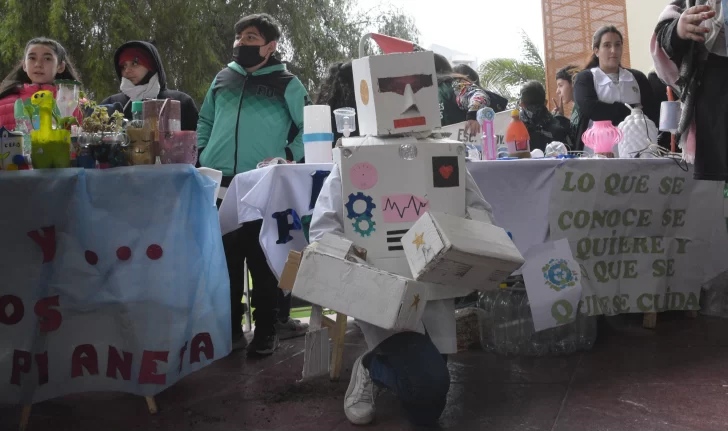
[359,33,424,57]
[370,33,415,54]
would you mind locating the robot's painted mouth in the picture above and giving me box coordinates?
[393,116,426,129]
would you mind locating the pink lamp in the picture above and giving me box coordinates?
[582,120,623,158]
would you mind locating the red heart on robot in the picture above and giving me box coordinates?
[438,165,454,180]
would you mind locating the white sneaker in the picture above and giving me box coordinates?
[344,354,376,425]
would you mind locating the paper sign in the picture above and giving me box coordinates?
[381,194,430,222]
[548,161,728,318]
[350,162,378,190]
[522,239,582,331]
[0,127,24,170]
[432,156,460,188]
[439,122,484,159]
[439,122,483,146]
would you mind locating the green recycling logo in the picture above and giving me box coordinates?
[542,258,578,292]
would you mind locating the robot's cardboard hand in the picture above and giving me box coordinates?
[401,212,525,290]
[290,234,428,332]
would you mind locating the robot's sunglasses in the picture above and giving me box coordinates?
[377,74,433,95]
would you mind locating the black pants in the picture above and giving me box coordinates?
[694,54,728,181]
[278,289,292,321]
[222,220,280,339]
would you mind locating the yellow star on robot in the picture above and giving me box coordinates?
[411,294,421,310]
[412,232,425,250]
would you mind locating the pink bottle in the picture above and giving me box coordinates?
[477,107,496,160]
[582,120,623,158]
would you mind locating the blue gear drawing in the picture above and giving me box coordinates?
[352,215,376,237]
[345,192,376,220]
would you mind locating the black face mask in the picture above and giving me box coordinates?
[233,45,267,68]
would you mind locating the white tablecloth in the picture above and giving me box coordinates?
[219,158,704,280]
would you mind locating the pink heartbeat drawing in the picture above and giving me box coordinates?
[381,195,430,223]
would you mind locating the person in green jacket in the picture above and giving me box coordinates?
[198,13,310,356]
[198,15,307,175]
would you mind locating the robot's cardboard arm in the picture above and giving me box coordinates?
[280,234,368,291]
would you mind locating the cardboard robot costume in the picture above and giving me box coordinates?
[307,40,496,354]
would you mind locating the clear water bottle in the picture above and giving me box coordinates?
[700,272,728,317]
[479,282,597,356]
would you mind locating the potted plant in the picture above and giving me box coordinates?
[77,96,129,168]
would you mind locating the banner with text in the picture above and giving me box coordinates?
[439,122,484,152]
[0,166,231,404]
[548,161,728,319]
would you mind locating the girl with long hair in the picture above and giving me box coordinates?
[0,37,82,130]
[315,61,359,144]
[573,26,657,151]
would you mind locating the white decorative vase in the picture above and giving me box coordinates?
[617,106,659,158]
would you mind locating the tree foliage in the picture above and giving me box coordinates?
[0,0,419,104]
[478,31,545,108]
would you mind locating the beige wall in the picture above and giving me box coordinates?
[625,0,667,73]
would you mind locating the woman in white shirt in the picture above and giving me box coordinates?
[573,26,658,151]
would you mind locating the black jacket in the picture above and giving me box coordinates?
[485,91,509,113]
[573,68,658,151]
[100,41,199,131]
[648,71,672,150]
[523,112,574,152]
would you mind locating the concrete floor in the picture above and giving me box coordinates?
[3,312,728,431]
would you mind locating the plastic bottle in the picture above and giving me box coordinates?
[127,101,144,129]
[70,126,79,168]
[479,283,597,356]
[504,109,531,158]
[13,99,32,155]
[477,107,496,160]
[700,273,728,318]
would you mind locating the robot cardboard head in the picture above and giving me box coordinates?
[353,51,441,137]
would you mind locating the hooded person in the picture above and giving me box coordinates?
[519,80,574,151]
[100,41,199,131]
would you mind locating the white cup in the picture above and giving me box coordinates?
[304,105,334,163]
[659,101,681,133]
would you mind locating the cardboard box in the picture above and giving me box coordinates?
[334,140,467,262]
[402,211,525,291]
[280,235,367,291]
[353,51,441,136]
[292,245,429,331]
[279,251,302,291]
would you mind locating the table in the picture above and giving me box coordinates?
[219,159,580,278]
[0,165,231,405]
[219,159,728,309]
